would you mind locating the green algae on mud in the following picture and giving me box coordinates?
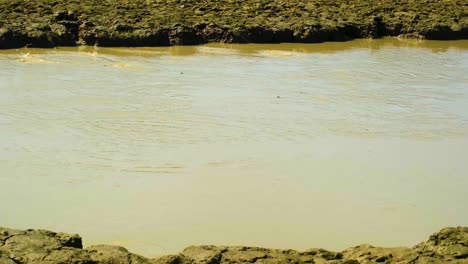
[0,0,467,48]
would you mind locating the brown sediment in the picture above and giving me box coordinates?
[0,0,467,49]
[0,226,467,263]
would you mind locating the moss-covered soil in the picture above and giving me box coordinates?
[0,0,467,48]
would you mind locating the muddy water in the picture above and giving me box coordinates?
[0,39,467,256]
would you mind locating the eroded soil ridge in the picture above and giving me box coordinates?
[0,226,467,263]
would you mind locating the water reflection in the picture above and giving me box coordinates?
[1,38,467,57]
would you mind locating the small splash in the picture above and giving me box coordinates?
[16,53,58,64]
[258,50,299,57]
[197,46,240,56]
[107,62,143,70]
[76,45,99,57]
[89,50,98,57]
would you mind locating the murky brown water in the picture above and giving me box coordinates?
[1,39,467,256]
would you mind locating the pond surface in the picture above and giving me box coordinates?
[0,39,467,256]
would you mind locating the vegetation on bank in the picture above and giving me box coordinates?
[0,0,467,48]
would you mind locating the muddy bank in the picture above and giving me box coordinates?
[0,0,467,49]
[0,226,467,263]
